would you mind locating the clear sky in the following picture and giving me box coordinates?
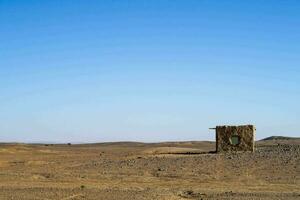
[0,0,299,143]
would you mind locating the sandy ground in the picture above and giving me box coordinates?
[0,139,299,200]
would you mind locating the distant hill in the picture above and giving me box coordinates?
[261,136,300,141]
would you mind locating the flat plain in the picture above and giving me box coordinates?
[0,138,299,200]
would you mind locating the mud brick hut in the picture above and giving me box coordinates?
[211,125,256,153]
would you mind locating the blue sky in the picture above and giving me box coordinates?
[0,0,299,142]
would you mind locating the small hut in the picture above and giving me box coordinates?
[211,125,256,153]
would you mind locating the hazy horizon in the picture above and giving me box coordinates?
[1,0,299,143]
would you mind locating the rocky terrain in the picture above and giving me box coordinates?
[0,138,299,199]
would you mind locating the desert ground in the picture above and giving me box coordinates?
[0,138,299,200]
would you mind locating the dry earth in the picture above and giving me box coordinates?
[0,139,299,200]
